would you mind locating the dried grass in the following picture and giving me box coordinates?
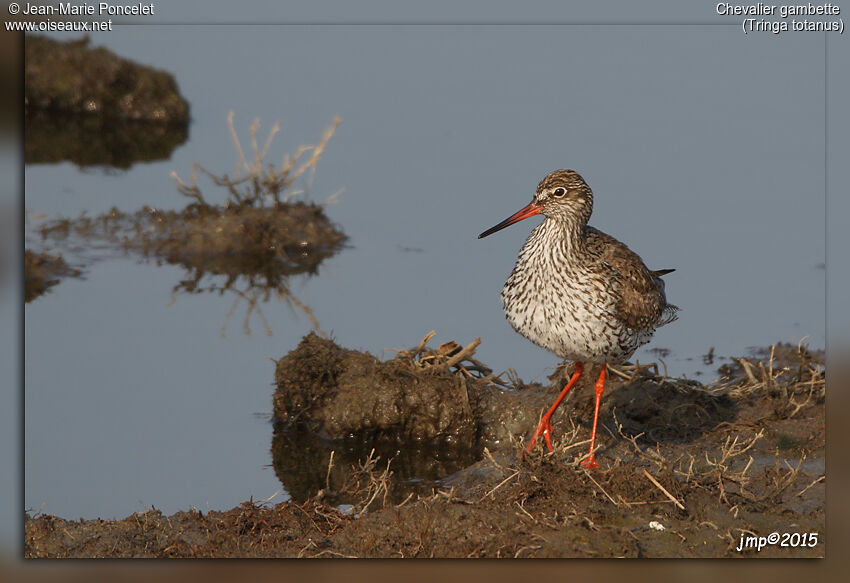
[317,448,395,518]
[707,340,824,418]
[171,111,341,208]
[392,331,515,388]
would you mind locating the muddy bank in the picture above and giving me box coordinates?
[24,249,81,303]
[25,35,189,123]
[26,339,824,557]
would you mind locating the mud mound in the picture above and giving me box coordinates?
[273,333,482,443]
[25,35,189,123]
[39,202,346,333]
[602,376,736,442]
[25,502,351,558]
[271,332,558,503]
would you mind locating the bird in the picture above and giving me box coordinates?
[478,169,678,468]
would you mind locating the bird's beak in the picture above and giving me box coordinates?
[478,201,542,239]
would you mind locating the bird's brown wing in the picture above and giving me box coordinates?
[585,227,676,331]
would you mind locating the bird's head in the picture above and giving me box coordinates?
[478,169,593,239]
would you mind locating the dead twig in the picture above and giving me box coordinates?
[436,337,482,371]
[796,475,825,498]
[479,470,520,502]
[584,471,619,507]
[642,469,685,510]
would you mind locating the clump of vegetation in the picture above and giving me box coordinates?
[38,113,347,335]
[172,111,341,209]
[709,340,825,419]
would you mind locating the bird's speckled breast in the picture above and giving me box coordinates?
[501,221,647,364]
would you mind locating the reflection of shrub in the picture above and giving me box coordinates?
[24,250,81,303]
[171,111,341,208]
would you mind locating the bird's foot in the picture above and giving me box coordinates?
[526,417,555,454]
[579,454,599,469]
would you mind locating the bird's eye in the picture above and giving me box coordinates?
[553,187,566,198]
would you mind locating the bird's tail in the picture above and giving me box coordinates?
[657,304,680,327]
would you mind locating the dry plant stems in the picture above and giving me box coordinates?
[171,111,341,208]
[583,471,619,507]
[437,338,482,371]
[325,448,395,518]
[219,285,274,337]
[325,451,335,491]
[607,361,660,382]
[796,474,825,498]
[708,340,824,412]
[477,446,524,502]
[402,334,478,371]
[391,331,512,388]
[480,469,520,502]
[641,469,685,510]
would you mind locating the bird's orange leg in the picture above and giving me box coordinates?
[526,362,584,453]
[580,366,607,469]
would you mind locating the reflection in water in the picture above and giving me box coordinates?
[25,112,189,169]
[39,202,346,335]
[161,203,346,336]
[24,249,81,303]
[271,428,480,507]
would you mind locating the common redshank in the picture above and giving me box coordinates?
[478,169,678,468]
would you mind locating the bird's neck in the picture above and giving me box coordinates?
[539,215,587,259]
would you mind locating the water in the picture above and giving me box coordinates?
[24,25,824,525]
